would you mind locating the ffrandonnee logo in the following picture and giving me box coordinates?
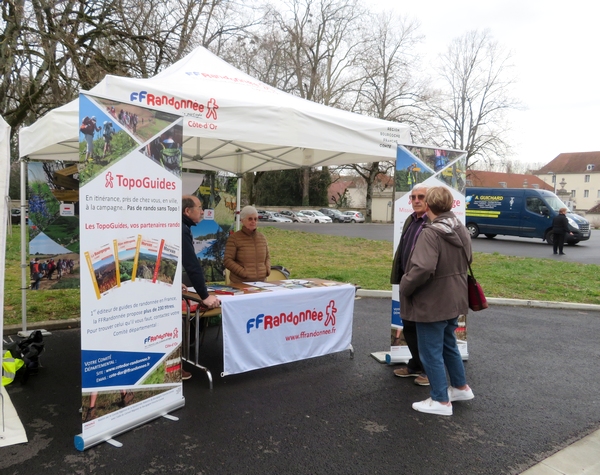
[144,331,175,346]
[246,300,337,334]
[129,91,219,119]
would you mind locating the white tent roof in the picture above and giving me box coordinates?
[19,46,410,172]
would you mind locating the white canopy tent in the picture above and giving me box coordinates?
[17,46,411,331]
[19,46,410,169]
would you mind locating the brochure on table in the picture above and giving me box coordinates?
[75,92,184,451]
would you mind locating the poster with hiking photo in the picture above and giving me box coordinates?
[27,161,80,291]
[77,92,184,450]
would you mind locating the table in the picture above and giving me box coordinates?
[182,279,356,386]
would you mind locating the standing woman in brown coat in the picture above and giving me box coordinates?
[224,206,271,284]
[400,186,474,416]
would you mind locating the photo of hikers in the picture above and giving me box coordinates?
[141,122,184,177]
[395,145,467,194]
[28,161,81,291]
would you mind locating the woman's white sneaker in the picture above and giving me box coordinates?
[412,398,452,416]
[448,386,474,402]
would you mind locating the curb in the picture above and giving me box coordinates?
[3,318,81,336]
[355,289,600,312]
[4,293,600,336]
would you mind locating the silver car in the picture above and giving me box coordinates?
[269,212,294,223]
[279,210,310,223]
[299,210,333,223]
[343,211,365,223]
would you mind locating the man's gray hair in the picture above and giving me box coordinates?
[412,183,429,192]
[240,205,258,220]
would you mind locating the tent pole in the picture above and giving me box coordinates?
[236,175,242,231]
[20,158,27,333]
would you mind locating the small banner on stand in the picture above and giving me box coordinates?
[386,145,469,364]
[75,93,184,451]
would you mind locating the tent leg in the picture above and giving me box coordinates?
[20,158,27,334]
[236,175,242,231]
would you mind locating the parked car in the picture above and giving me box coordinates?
[299,210,333,223]
[343,210,365,223]
[257,209,270,221]
[269,212,293,223]
[279,210,310,223]
[318,208,351,223]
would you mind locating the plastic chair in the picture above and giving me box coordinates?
[266,268,289,282]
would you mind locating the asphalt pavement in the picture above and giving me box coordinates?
[3,298,600,475]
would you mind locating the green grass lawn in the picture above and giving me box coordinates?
[3,225,599,326]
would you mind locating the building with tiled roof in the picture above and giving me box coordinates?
[535,152,600,212]
[466,170,553,190]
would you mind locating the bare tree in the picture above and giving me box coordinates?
[260,0,367,205]
[473,157,545,175]
[0,0,256,136]
[340,11,426,222]
[429,29,520,169]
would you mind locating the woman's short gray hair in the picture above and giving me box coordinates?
[240,205,258,220]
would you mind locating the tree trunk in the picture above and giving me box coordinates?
[302,167,310,206]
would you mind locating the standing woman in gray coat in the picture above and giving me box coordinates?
[400,186,475,416]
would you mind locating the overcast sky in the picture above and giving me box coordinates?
[370,0,600,168]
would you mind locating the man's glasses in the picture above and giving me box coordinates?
[410,194,425,200]
[245,217,258,221]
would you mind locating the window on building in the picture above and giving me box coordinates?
[584,190,589,198]
[571,190,576,198]
[585,175,590,182]
[597,189,600,199]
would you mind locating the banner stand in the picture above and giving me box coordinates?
[74,397,184,451]
[370,351,409,365]
[373,144,469,366]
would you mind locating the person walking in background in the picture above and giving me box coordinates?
[552,207,572,255]
[390,184,429,386]
[224,206,271,284]
[400,186,474,416]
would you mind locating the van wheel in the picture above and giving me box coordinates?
[484,234,497,239]
[466,223,480,238]
[545,231,554,245]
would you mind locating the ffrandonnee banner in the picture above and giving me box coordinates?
[389,145,468,363]
[75,92,184,451]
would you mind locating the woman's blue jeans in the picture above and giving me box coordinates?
[416,317,467,402]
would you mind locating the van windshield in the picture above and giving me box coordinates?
[544,194,569,212]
